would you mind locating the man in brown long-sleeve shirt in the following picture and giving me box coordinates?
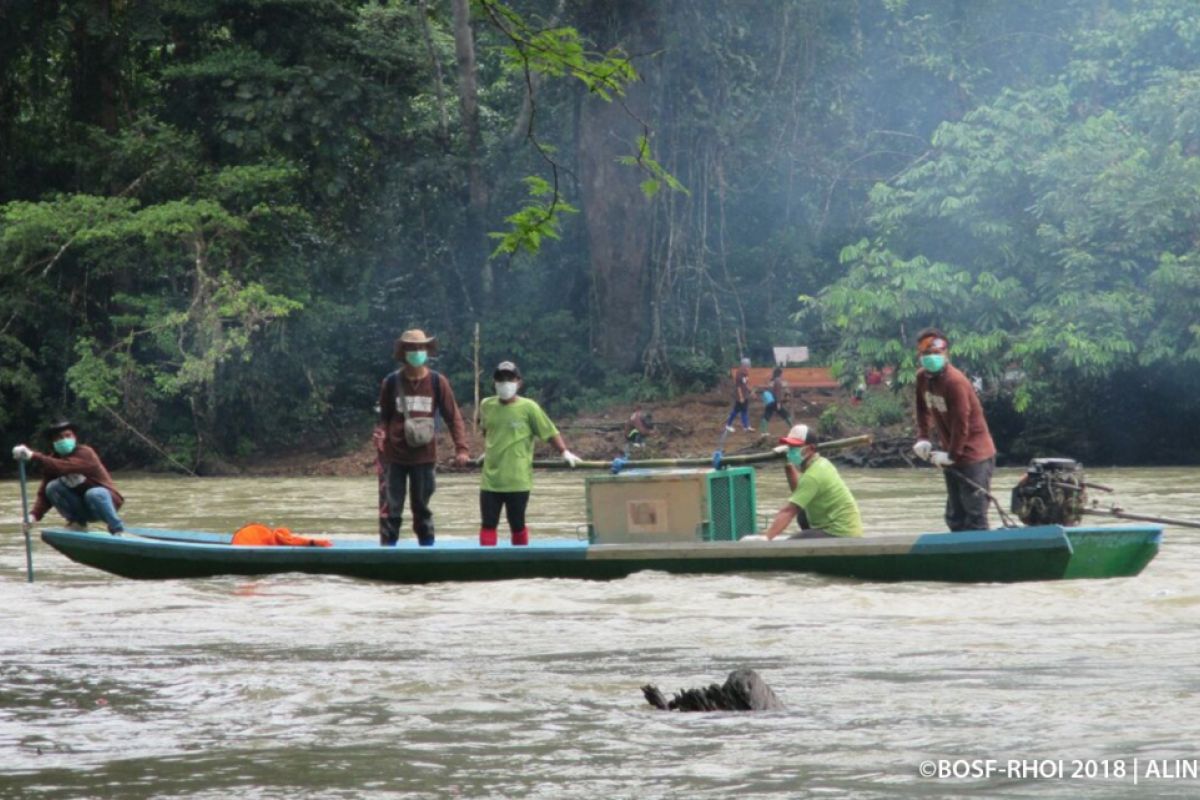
[12,420,126,534]
[910,328,996,531]
[378,329,470,546]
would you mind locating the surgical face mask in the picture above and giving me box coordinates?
[495,381,518,401]
[53,437,77,456]
[787,447,806,467]
[920,353,946,373]
[405,350,428,368]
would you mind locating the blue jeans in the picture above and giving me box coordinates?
[45,479,125,533]
[725,401,749,429]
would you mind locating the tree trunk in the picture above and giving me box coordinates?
[418,0,451,147]
[69,0,120,134]
[577,0,661,371]
[450,0,491,299]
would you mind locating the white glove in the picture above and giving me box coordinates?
[562,450,582,468]
[912,439,932,461]
[12,444,33,461]
[772,444,789,454]
[930,450,955,467]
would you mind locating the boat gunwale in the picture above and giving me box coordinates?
[37,522,1162,584]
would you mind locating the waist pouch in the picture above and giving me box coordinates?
[404,416,436,447]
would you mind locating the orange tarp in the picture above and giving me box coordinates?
[232,523,332,547]
[729,366,839,390]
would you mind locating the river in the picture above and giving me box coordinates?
[2,466,1198,799]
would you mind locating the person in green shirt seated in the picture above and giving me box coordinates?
[764,424,863,540]
[478,361,581,546]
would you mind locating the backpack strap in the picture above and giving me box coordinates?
[387,369,444,426]
[430,369,442,415]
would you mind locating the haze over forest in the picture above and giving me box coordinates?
[3,0,1199,468]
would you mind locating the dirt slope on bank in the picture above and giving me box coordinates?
[242,383,916,477]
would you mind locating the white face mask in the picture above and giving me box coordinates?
[495,381,518,401]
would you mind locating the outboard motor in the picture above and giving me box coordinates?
[1010,458,1087,526]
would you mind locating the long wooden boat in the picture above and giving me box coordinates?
[40,523,1160,584]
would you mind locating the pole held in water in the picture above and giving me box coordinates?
[18,459,34,583]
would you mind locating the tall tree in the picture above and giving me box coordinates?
[576,0,662,370]
[451,0,492,299]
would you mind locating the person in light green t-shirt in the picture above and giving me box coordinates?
[478,360,581,547]
[764,424,863,539]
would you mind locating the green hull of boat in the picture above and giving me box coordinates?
[40,524,1161,584]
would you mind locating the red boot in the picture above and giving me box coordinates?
[511,527,529,546]
[479,527,498,546]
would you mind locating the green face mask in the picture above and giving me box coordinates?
[53,437,77,456]
[920,354,946,373]
[786,447,806,467]
[405,350,428,368]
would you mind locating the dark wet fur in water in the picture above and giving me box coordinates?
[642,668,784,711]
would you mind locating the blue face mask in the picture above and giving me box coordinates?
[787,447,806,467]
[920,354,946,373]
[53,437,77,456]
[405,350,428,368]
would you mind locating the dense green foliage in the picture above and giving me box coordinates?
[2,0,1198,468]
[807,0,1200,462]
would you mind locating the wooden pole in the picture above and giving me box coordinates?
[530,434,873,470]
[472,322,480,436]
[18,459,34,583]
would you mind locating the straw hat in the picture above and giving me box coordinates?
[393,328,438,359]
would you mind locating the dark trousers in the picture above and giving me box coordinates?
[382,462,436,546]
[943,457,995,532]
[789,506,833,538]
[480,490,530,532]
[761,402,793,428]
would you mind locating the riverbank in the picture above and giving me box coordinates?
[242,384,916,477]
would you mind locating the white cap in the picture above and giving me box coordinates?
[778,424,814,446]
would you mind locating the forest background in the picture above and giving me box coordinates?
[3,0,1200,472]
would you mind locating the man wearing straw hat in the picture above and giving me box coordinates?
[378,328,470,546]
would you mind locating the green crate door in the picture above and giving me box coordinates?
[706,474,732,541]
[705,468,757,541]
[732,468,757,537]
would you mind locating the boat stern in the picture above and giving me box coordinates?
[1062,524,1162,579]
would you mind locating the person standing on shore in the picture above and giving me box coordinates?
[757,366,794,433]
[378,329,470,546]
[478,361,581,546]
[910,328,997,532]
[724,357,753,433]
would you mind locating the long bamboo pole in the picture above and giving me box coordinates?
[472,322,480,437]
[530,434,873,470]
[18,460,34,582]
